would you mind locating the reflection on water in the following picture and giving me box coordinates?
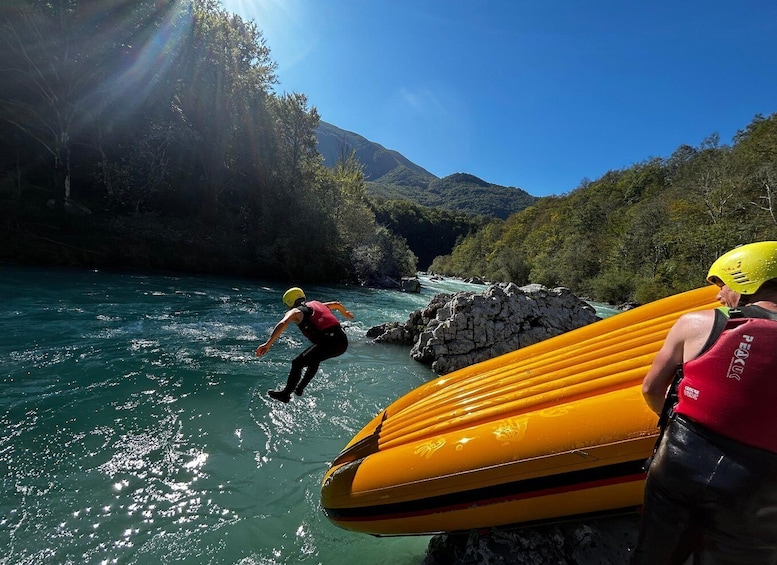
[0,267,440,564]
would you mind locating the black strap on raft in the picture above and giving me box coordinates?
[643,307,743,471]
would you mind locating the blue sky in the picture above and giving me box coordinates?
[220,0,777,197]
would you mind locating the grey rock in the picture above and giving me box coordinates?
[423,513,642,565]
[401,277,422,293]
[369,283,599,375]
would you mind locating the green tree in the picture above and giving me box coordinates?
[371,198,483,269]
[734,114,777,226]
[273,92,321,190]
[174,0,277,220]
[328,149,375,244]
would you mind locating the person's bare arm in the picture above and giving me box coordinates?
[255,309,303,357]
[641,311,715,414]
[323,301,354,320]
[642,333,684,415]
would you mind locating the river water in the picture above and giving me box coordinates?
[0,265,618,564]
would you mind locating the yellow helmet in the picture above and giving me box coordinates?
[282,287,305,308]
[706,241,777,295]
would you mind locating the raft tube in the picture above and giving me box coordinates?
[320,286,720,535]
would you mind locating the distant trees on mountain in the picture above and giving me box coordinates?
[370,199,490,270]
[316,122,539,220]
[431,114,777,304]
[368,172,537,220]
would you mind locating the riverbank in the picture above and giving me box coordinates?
[1,207,262,278]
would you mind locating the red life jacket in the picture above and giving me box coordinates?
[675,306,777,453]
[297,301,340,344]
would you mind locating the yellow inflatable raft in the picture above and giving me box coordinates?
[321,286,721,535]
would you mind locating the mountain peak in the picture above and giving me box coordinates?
[442,173,490,187]
[315,121,436,181]
[315,121,538,219]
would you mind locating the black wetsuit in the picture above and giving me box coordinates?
[277,303,348,399]
[631,414,777,564]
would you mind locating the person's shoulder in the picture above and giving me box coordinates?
[677,308,716,321]
[671,308,717,334]
[286,306,305,319]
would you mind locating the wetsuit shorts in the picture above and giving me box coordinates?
[286,326,348,393]
[631,414,777,565]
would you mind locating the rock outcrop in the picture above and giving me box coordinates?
[369,283,599,374]
[400,276,422,293]
[423,513,642,564]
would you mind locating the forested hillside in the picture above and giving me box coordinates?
[316,121,436,183]
[370,199,490,270]
[431,114,777,304]
[0,0,416,286]
[316,121,539,220]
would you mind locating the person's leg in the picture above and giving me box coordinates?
[268,345,316,402]
[631,419,705,564]
[294,362,320,396]
[294,331,348,397]
[694,436,777,565]
[631,473,697,564]
[269,331,348,402]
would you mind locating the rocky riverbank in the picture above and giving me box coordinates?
[368,282,599,374]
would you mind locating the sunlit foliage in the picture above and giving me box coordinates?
[431,114,777,304]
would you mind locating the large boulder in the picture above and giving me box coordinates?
[400,276,422,293]
[370,283,599,374]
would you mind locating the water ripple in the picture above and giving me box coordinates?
[0,266,441,564]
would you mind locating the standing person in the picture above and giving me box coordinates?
[256,287,354,403]
[631,241,777,564]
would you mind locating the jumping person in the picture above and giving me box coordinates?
[256,287,354,403]
[631,241,777,564]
